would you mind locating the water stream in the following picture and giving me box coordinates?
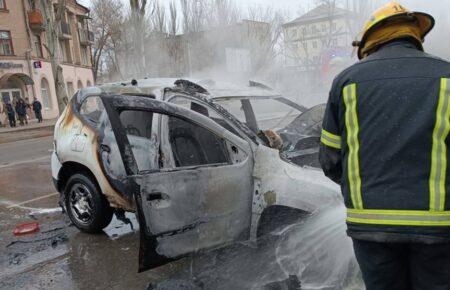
[158,202,365,289]
[274,203,363,289]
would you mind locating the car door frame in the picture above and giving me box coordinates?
[100,94,256,271]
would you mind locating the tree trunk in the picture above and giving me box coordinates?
[40,0,69,115]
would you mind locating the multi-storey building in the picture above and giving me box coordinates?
[283,4,354,70]
[0,0,94,119]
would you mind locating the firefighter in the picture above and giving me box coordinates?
[319,2,450,289]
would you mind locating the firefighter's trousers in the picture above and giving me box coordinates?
[352,239,450,290]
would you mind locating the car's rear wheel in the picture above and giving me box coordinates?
[65,173,113,233]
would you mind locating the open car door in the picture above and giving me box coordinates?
[101,94,254,272]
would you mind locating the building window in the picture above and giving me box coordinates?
[59,40,72,63]
[290,28,297,39]
[301,27,307,36]
[0,31,13,55]
[332,22,337,32]
[67,82,75,97]
[312,40,318,49]
[41,78,52,110]
[331,38,338,47]
[321,23,326,32]
[34,35,43,58]
[81,47,88,66]
[0,0,6,10]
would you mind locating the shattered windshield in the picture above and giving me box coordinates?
[216,97,325,168]
[250,98,303,131]
[215,97,304,132]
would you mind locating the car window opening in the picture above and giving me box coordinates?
[169,116,230,168]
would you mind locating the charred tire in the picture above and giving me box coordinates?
[64,173,113,233]
[257,206,308,247]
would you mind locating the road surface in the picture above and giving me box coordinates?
[0,136,53,167]
[0,136,362,289]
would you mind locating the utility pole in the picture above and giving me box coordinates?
[40,0,69,115]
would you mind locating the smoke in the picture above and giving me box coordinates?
[93,0,450,108]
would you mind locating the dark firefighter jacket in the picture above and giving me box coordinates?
[320,40,450,243]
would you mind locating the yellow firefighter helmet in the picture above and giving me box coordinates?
[353,1,434,59]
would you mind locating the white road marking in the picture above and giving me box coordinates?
[0,199,61,214]
[6,192,59,209]
[0,155,50,168]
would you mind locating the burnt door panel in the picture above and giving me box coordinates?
[137,157,253,271]
[101,94,254,271]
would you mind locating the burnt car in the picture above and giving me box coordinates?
[51,78,339,271]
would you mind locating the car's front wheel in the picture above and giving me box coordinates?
[64,173,113,233]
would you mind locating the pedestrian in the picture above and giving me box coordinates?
[15,98,28,126]
[32,97,43,123]
[319,2,450,290]
[25,97,32,122]
[0,101,4,127]
[5,102,16,128]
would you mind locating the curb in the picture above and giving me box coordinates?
[0,124,55,134]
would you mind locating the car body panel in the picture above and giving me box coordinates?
[53,95,134,211]
[100,95,254,270]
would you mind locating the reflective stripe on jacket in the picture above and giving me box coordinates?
[319,40,450,242]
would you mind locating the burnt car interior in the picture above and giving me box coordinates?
[169,117,230,167]
[117,106,230,170]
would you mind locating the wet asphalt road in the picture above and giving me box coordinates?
[0,136,176,289]
[0,136,363,290]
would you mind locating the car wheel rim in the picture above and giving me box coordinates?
[69,183,94,225]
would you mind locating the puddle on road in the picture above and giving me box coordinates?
[0,204,362,290]
[0,220,69,280]
[148,203,362,290]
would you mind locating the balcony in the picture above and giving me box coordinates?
[58,21,72,39]
[78,28,94,45]
[28,10,45,32]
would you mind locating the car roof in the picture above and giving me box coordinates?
[77,78,281,104]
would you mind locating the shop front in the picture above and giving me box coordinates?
[0,72,34,105]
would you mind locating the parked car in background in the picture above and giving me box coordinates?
[51,78,339,271]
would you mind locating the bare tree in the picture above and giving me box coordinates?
[165,1,184,76]
[40,0,69,114]
[247,5,287,73]
[129,0,149,76]
[208,0,240,27]
[152,1,166,33]
[180,0,207,33]
[168,1,178,36]
[91,0,124,82]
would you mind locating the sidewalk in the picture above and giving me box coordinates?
[0,118,57,144]
[0,118,57,134]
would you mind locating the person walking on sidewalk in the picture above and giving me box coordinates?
[32,98,43,123]
[5,102,16,128]
[319,2,450,290]
[15,99,28,126]
[0,101,4,127]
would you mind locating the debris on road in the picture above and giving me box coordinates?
[13,222,40,236]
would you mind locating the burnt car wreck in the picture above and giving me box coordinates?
[51,78,339,271]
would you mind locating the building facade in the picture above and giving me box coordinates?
[0,0,94,119]
[283,4,354,70]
